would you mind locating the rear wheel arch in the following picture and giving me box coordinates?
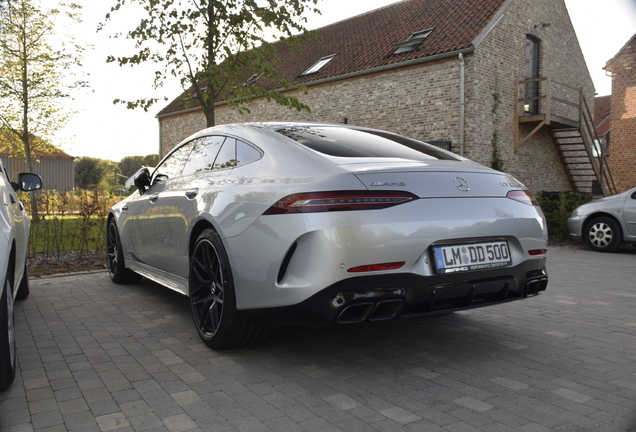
[189,219,219,259]
[583,212,621,231]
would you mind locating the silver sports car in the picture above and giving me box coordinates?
[107,122,548,349]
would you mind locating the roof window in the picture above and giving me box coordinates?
[392,28,434,54]
[302,54,337,76]
[244,74,260,87]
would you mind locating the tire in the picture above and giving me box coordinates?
[107,219,141,284]
[0,268,16,391]
[16,262,29,300]
[189,228,265,349]
[584,216,622,252]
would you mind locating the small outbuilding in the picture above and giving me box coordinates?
[0,130,74,192]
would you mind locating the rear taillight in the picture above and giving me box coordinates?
[507,190,539,206]
[263,191,418,215]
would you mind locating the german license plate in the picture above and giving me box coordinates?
[433,241,511,274]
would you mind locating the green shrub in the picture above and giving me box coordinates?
[537,191,593,241]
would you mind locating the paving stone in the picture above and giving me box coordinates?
[1,247,635,431]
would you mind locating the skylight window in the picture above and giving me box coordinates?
[392,28,434,54]
[244,74,260,87]
[302,54,337,76]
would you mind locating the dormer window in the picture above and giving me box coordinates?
[392,28,434,54]
[302,54,337,76]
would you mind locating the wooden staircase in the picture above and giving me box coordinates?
[514,77,616,196]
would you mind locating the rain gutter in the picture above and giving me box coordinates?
[459,52,465,156]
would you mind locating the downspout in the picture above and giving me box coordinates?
[459,53,465,157]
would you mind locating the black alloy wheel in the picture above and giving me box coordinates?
[189,228,264,349]
[0,266,16,391]
[584,216,622,252]
[107,219,141,284]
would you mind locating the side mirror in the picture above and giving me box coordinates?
[17,173,43,192]
[134,167,151,195]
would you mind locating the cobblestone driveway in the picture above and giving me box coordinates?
[1,246,635,431]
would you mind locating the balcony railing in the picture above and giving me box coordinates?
[514,76,616,195]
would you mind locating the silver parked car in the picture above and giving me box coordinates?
[568,186,636,252]
[107,122,548,349]
[0,160,42,391]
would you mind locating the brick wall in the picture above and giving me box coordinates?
[607,36,636,193]
[159,59,464,159]
[158,0,595,193]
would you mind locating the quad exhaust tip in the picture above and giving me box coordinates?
[525,277,548,297]
[337,299,404,324]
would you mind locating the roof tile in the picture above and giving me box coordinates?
[158,0,507,117]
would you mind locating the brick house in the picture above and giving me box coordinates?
[594,95,611,148]
[604,33,636,193]
[156,0,606,194]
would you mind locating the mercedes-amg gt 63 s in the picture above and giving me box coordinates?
[107,123,548,349]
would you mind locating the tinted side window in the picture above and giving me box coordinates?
[213,138,237,170]
[236,140,262,166]
[182,136,226,176]
[152,141,195,182]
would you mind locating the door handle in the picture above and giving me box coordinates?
[185,188,198,200]
[149,193,159,203]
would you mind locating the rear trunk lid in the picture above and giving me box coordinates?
[349,160,525,198]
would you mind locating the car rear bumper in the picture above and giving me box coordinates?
[244,258,547,326]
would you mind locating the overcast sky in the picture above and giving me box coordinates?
[53,0,636,161]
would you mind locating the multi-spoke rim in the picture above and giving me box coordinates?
[107,222,119,276]
[5,278,15,370]
[588,222,613,249]
[190,238,224,338]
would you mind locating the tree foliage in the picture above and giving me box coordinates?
[0,0,87,171]
[74,157,109,190]
[118,154,159,178]
[75,154,158,190]
[101,0,321,127]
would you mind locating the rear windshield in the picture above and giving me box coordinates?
[276,126,458,161]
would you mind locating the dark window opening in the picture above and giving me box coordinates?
[524,35,541,115]
[426,140,452,152]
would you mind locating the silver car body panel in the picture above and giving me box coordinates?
[568,187,636,241]
[110,122,548,313]
[0,165,29,298]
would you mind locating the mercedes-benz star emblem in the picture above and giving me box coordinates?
[454,177,470,192]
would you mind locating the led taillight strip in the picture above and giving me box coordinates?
[263,191,418,215]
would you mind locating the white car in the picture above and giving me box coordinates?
[108,122,549,349]
[0,160,42,391]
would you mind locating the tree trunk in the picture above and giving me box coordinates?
[204,1,216,128]
[21,24,39,219]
